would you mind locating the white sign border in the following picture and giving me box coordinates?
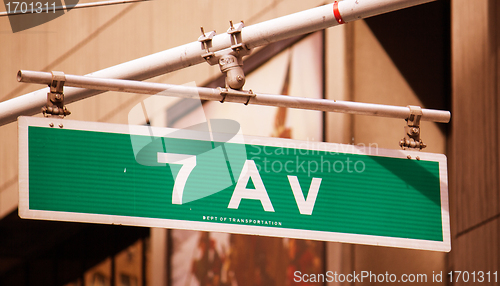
[18,116,451,252]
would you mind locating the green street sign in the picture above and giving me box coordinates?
[19,116,450,252]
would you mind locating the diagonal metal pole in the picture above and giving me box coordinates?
[0,0,437,126]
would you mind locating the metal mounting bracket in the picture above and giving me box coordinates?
[198,27,218,65]
[218,87,255,105]
[400,105,426,150]
[199,22,252,90]
[227,21,246,52]
[219,21,252,90]
[219,53,246,90]
[42,71,71,117]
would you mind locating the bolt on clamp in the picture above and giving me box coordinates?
[42,71,71,117]
[400,105,426,150]
[198,27,218,65]
[218,87,255,105]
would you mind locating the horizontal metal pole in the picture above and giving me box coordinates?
[0,0,437,125]
[17,70,451,123]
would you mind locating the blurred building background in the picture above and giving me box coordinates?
[0,0,498,285]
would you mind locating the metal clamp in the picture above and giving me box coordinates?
[198,27,218,65]
[42,71,71,117]
[219,21,252,90]
[400,105,426,150]
[227,21,246,52]
[219,87,255,105]
[199,22,251,90]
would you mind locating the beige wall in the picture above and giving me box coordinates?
[449,0,500,280]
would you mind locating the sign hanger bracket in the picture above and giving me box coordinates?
[42,71,71,117]
[400,105,426,150]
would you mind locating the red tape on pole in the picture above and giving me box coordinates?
[333,1,345,24]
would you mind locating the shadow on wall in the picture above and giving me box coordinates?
[364,0,451,134]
